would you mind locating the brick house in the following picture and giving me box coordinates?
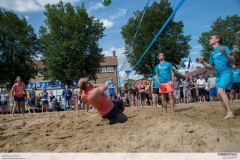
[29,51,119,91]
[183,66,216,79]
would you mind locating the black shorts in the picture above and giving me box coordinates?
[14,96,25,102]
[180,90,183,98]
[232,82,240,93]
[153,88,159,94]
[102,100,128,123]
[0,101,7,105]
[198,88,205,96]
[42,100,48,105]
[140,92,146,99]
[30,100,35,106]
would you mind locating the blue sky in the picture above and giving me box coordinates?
[0,0,240,82]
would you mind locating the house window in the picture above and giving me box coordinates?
[107,66,114,72]
[101,67,106,72]
[38,70,44,76]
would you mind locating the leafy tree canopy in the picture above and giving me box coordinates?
[0,9,41,88]
[198,14,240,63]
[40,1,105,85]
[121,0,191,78]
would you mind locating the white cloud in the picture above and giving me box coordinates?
[88,2,104,12]
[100,19,114,28]
[0,0,80,12]
[109,9,126,20]
[24,15,30,19]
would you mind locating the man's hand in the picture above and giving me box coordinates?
[196,57,203,63]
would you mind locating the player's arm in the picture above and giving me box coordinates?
[90,84,108,102]
[220,46,235,64]
[156,73,161,86]
[196,58,213,69]
[81,94,89,103]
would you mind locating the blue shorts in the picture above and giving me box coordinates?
[14,96,25,102]
[216,72,233,91]
[108,93,115,99]
[210,87,217,96]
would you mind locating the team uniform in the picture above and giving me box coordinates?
[154,62,174,93]
[209,46,233,91]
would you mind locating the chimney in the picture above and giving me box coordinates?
[185,71,189,74]
[196,66,201,70]
[113,51,116,57]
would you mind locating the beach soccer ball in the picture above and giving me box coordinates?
[102,0,111,6]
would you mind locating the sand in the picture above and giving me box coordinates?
[0,100,239,153]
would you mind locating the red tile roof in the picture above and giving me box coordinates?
[101,56,118,66]
[184,67,207,77]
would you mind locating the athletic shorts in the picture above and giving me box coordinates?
[231,82,240,93]
[153,88,159,94]
[173,90,180,99]
[14,96,25,102]
[0,101,7,105]
[210,87,217,96]
[140,92,146,99]
[216,72,233,91]
[159,81,174,94]
[198,88,205,96]
[102,100,128,123]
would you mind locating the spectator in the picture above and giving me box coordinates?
[62,85,72,111]
[207,73,217,102]
[196,75,206,102]
[28,87,36,113]
[107,78,116,100]
[182,77,190,103]
[0,90,8,114]
[41,88,48,113]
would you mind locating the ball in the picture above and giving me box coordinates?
[102,0,111,6]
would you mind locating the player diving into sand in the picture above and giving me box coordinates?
[78,78,128,124]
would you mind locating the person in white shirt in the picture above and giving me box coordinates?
[207,73,217,102]
[0,90,9,114]
[196,75,206,102]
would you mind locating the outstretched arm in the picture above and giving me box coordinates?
[220,46,235,64]
[196,58,213,69]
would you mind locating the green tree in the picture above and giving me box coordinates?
[174,70,183,77]
[121,1,191,78]
[198,14,240,63]
[39,1,105,85]
[0,9,41,88]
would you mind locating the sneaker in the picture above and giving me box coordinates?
[33,111,36,114]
